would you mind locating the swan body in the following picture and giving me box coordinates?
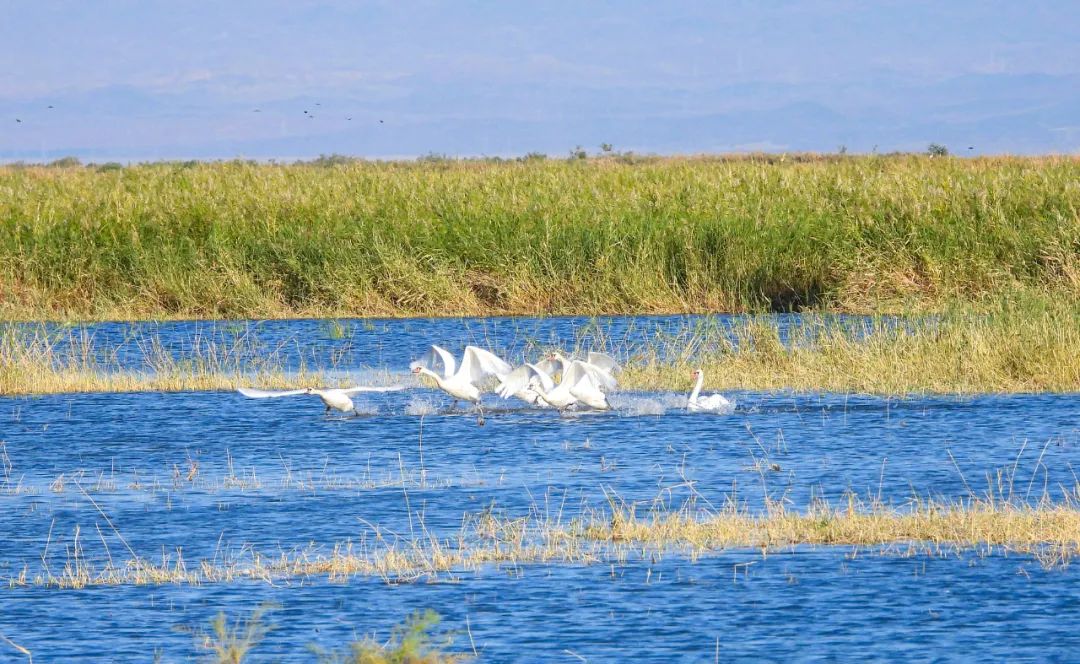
[528,360,611,411]
[411,345,513,424]
[687,369,733,413]
[237,385,404,416]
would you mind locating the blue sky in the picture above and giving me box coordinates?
[2,1,1078,160]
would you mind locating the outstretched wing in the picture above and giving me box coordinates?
[534,357,562,377]
[237,387,308,398]
[497,363,554,399]
[587,352,620,374]
[564,360,616,391]
[460,346,514,385]
[569,371,611,409]
[526,363,556,392]
[341,385,407,394]
[410,344,456,378]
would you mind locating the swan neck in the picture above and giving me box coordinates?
[419,368,443,386]
[690,373,704,400]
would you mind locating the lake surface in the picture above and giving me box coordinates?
[7,312,895,373]
[1,315,1078,662]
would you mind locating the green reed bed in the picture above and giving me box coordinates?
[1,155,1077,320]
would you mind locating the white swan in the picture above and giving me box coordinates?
[496,362,554,406]
[543,352,619,390]
[410,345,513,424]
[237,385,404,416]
[509,360,611,411]
[687,369,733,413]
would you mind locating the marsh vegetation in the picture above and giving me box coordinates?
[1,155,1077,320]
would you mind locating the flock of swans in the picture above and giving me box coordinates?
[238,345,733,424]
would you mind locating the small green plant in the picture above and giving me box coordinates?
[97,162,123,172]
[315,610,465,664]
[323,319,350,339]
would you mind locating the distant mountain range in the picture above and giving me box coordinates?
[2,72,1076,161]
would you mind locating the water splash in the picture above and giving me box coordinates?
[350,401,380,416]
[610,394,668,416]
[405,397,441,416]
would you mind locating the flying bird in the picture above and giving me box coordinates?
[237,385,404,417]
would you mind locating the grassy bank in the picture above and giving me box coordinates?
[3,300,1079,395]
[1,155,1078,320]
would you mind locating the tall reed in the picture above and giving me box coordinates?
[2,155,1077,320]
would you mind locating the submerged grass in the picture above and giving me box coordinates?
[1,155,1078,320]
[13,491,1080,590]
[3,298,1080,394]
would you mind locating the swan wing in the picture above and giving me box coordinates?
[460,346,514,384]
[586,352,620,374]
[561,360,589,387]
[568,372,610,409]
[410,344,456,378]
[497,364,543,399]
[527,363,556,392]
[534,357,562,377]
[566,360,617,391]
[237,387,308,398]
[340,385,407,394]
[701,394,734,411]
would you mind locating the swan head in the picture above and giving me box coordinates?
[692,369,703,378]
[411,366,423,375]
[304,387,315,394]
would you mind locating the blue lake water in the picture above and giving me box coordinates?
[0,315,1077,662]
[6,312,897,373]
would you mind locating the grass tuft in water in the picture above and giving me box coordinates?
[18,487,1080,591]
[313,610,466,664]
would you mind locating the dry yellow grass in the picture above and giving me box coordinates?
[15,494,1080,590]
[4,300,1080,395]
